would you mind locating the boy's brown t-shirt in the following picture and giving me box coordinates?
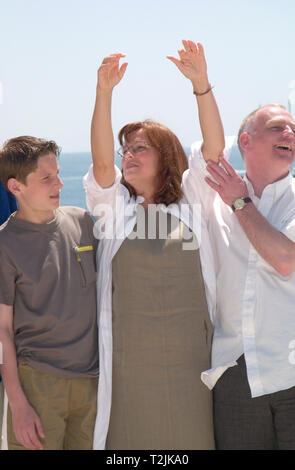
[0,206,99,378]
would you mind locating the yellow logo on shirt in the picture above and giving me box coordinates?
[74,245,93,262]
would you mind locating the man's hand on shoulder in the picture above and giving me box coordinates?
[204,156,249,206]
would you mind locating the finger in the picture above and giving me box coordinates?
[101,58,118,67]
[35,416,45,440]
[109,52,126,57]
[27,425,44,450]
[101,53,125,65]
[19,430,36,450]
[14,429,27,449]
[167,56,183,70]
[206,163,227,183]
[196,42,205,56]
[102,57,122,66]
[182,39,191,52]
[167,55,181,65]
[207,158,230,175]
[104,53,126,61]
[27,432,41,450]
[219,156,236,177]
[187,40,198,53]
[118,62,128,79]
[204,176,221,193]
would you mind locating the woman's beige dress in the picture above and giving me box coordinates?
[106,211,214,450]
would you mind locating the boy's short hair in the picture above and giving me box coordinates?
[0,136,61,190]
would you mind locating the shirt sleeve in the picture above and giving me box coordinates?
[0,247,17,306]
[83,164,132,242]
[182,136,236,222]
[83,164,123,215]
[281,218,295,243]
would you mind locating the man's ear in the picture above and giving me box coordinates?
[239,132,252,152]
[7,178,23,196]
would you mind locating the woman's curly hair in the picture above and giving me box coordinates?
[118,121,188,206]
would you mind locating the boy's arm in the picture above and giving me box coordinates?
[167,39,225,162]
[91,52,128,188]
[0,303,44,450]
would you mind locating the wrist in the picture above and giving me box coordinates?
[191,76,210,94]
[96,85,113,98]
[231,196,252,212]
[4,378,28,410]
[9,392,29,411]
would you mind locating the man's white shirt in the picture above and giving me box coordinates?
[190,137,295,397]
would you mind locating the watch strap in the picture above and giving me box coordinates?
[231,197,252,212]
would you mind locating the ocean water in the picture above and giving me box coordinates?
[58,145,246,209]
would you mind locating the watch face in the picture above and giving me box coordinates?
[234,198,245,209]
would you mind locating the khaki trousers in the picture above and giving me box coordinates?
[8,363,98,450]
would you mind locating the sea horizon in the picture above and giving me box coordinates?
[59,145,294,210]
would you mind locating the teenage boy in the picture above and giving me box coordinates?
[0,136,99,450]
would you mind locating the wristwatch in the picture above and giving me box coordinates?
[231,197,252,212]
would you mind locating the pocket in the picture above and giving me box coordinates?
[74,245,97,287]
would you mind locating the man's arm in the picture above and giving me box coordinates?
[91,52,128,188]
[0,303,44,450]
[205,156,295,275]
[167,40,225,162]
[234,204,295,276]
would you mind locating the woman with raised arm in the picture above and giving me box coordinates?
[83,40,225,450]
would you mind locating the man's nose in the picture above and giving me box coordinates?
[285,125,295,137]
[56,175,64,188]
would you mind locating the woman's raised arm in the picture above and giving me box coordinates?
[91,53,128,187]
[167,40,224,162]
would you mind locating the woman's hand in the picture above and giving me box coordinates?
[167,40,209,92]
[97,53,128,92]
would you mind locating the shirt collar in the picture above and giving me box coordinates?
[135,195,145,204]
[244,171,293,202]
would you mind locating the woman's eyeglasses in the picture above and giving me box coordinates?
[117,141,153,159]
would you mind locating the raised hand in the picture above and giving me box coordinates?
[167,40,208,86]
[97,53,128,92]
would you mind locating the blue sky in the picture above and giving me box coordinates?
[1,0,295,152]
